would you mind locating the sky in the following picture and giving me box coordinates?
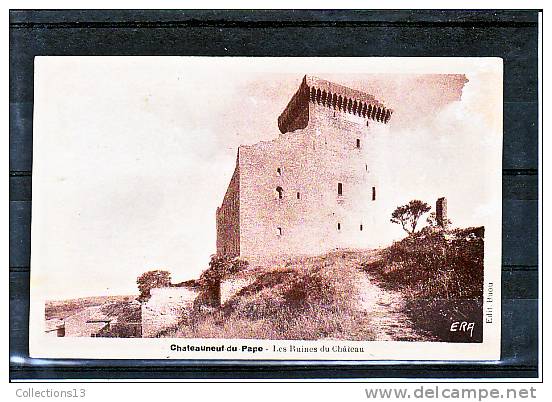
[31,57,502,300]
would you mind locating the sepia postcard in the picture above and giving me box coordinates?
[29,57,502,360]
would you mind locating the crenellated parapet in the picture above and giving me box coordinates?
[278,75,393,134]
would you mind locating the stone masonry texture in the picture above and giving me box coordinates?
[216,75,393,261]
[141,287,199,337]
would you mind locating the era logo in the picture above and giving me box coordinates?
[450,321,475,337]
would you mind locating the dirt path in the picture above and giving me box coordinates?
[356,273,434,341]
[327,250,434,341]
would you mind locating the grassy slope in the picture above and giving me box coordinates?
[166,251,377,340]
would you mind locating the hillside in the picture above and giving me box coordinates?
[363,227,485,342]
[45,295,137,320]
[166,251,382,340]
[163,226,484,342]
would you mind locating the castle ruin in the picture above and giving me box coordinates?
[216,76,393,260]
[436,197,448,228]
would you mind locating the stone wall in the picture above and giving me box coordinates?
[216,156,240,257]
[278,75,392,135]
[238,100,390,260]
[215,76,396,261]
[436,197,448,227]
[141,287,199,337]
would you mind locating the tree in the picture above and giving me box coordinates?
[390,200,431,235]
[136,270,172,302]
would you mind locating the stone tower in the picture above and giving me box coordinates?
[216,75,393,260]
[436,197,448,228]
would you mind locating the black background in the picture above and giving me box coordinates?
[9,9,540,380]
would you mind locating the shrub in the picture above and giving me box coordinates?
[362,227,485,342]
[368,227,484,300]
[136,270,171,302]
[199,255,249,286]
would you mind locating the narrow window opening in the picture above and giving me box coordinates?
[276,167,282,176]
[296,192,300,199]
[276,186,283,199]
[356,139,361,148]
[365,164,368,171]
[372,186,376,201]
[360,224,363,231]
[277,227,282,236]
[337,223,341,231]
[337,182,343,196]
